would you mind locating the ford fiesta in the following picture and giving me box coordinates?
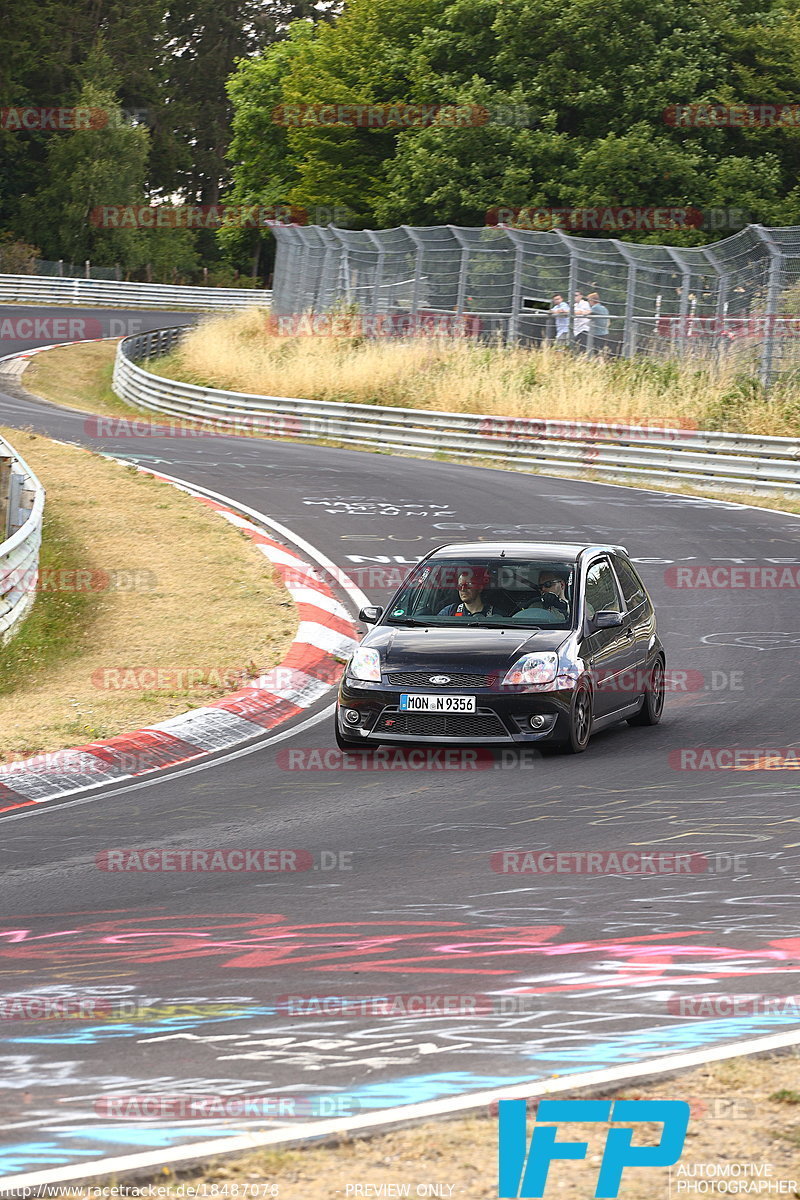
[335,542,665,754]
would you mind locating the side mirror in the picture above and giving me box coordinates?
[358,606,383,624]
[593,610,623,629]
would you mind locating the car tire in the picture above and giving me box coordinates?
[549,681,592,755]
[627,657,665,727]
[334,714,374,752]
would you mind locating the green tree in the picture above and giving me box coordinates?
[228,0,800,239]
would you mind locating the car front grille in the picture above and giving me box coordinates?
[375,708,509,739]
[386,671,495,688]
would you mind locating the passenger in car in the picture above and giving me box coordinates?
[511,569,571,622]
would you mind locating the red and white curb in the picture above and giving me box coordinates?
[0,464,364,813]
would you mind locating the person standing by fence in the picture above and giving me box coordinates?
[587,291,610,354]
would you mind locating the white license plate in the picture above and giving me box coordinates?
[399,693,476,713]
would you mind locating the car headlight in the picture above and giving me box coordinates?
[502,652,558,686]
[348,646,382,683]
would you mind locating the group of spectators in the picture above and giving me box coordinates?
[550,290,611,354]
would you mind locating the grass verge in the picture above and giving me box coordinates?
[21,340,800,519]
[69,1050,800,1198]
[152,308,800,438]
[0,425,297,762]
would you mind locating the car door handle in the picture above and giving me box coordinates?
[623,627,634,639]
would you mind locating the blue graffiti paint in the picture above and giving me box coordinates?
[0,1128,246,1175]
[530,1014,800,1069]
[6,1004,278,1045]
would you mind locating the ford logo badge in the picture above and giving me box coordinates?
[429,675,451,685]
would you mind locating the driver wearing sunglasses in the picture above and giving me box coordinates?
[536,569,569,618]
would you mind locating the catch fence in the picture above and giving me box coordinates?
[271,224,800,387]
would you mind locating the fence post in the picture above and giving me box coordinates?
[85,259,91,279]
[613,240,638,357]
[553,230,578,344]
[503,228,526,343]
[0,453,11,539]
[364,229,385,317]
[664,247,693,356]
[401,226,425,314]
[449,226,471,315]
[750,225,782,389]
[57,259,63,278]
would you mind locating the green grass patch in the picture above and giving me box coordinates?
[0,508,102,700]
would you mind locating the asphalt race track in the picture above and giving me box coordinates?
[0,306,799,1177]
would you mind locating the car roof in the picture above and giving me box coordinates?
[428,541,627,560]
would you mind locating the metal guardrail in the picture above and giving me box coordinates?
[0,434,45,644]
[0,274,272,311]
[113,326,800,495]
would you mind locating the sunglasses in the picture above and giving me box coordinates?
[539,579,561,588]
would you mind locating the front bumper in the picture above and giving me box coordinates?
[337,678,576,744]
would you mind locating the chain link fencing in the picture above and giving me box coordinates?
[271,224,800,388]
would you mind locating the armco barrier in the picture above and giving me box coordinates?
[0,433,45,643]
[0,273,271,311]
[112,327,800,494]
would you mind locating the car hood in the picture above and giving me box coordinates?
[364,625,569,672]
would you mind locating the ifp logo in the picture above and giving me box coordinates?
[498,1099,690,1197]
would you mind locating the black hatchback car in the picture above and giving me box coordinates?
[335,542,665,754]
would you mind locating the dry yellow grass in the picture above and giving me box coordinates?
[152,308,800,437]
[0,426,297,762]
[90,1051,800,1199]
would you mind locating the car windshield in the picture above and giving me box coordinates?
[384,559,576,629]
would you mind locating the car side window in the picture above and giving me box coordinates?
[612,556,646,608]
[585,557,622,618]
